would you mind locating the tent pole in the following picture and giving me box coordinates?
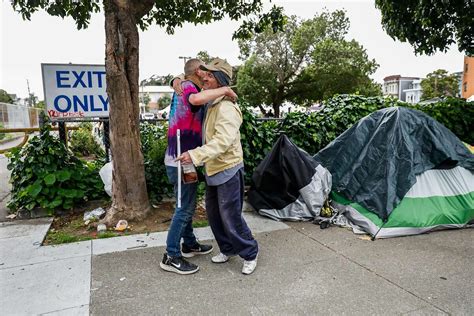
[371,219,387,241]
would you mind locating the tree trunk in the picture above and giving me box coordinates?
[257,104,267,116]
[272,102,280,118]
[272,86,285,118]
[102,0,151,225]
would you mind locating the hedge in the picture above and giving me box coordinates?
[240,95,473,182]
[8,95,471,212]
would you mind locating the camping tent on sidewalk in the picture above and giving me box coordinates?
[248,135,331,221]
[314,106,474,238]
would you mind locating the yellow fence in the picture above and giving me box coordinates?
[0,127,79,154]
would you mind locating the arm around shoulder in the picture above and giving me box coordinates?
[189,87,237,106]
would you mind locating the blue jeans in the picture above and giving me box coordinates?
[206,168,258,260]
[165,166,199,257]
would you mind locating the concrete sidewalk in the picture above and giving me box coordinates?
[1,213,473,315]
[0,154,11,221]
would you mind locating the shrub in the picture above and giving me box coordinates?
[140,122,173,202]
[0,123,5,141]
[239,105,279,182]
[6,123,106,214]
[69,122,105,157]
[411,97,474,144]
[239,95,473,183]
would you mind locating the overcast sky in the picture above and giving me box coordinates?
[0,0,465,99]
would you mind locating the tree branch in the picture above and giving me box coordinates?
[132,0,155,20]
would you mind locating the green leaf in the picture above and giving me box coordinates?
[56,170,71,182]
[61,189,78,199]
[44,174,56,186]
[63,199,73,210]
[49,198,63,209]
[26,202,36,210]
[27,182,42,197]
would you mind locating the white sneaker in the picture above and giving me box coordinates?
[242,257,258,275]
[211,252,230,263]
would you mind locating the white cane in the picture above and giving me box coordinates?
[177,129,182,208]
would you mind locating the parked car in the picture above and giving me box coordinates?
[140,112,155,120]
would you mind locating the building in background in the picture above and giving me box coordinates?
[403,79,423,104]
[138,85,173,114]
[462,56,474,100]
[383,75,420,102]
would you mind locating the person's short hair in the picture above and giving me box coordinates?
[184,59,203,76]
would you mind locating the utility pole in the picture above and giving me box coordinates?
[178,56,192,65]
[26,79,32,107]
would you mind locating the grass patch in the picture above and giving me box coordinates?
[46,231,93,244]
[43,200,208,245]
[70,218,85,229]
[97,231,119,239]
[192,219,209,228]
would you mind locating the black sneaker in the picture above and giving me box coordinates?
[181,243,214,258]
[159,254,199,275]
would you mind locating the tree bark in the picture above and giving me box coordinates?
[272,102,281,118]
[272,86,285,117]
[102,0,151,225]
[257,104,267,116]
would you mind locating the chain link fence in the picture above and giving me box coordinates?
[0,102,41,129]
[0,102,42,145]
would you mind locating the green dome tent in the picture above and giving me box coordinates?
[314,107,474,239]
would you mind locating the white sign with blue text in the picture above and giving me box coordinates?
[42,63,109,120]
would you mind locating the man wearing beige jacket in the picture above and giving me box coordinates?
[178,58,258,275]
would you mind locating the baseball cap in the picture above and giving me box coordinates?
[199,58,233,80]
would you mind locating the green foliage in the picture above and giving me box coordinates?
[0,123,5,141]
[11,1,285,40]
[35,100,46,109]
[69,122,105,158]
[240,95,473,183]
[237,12,379,116]
[11,0,286,213]
[375,0,473,55]
[192,220,209,228]
[411,97,474,144]
[46,231,93,244]
[157,95,171,110]
[196,51,213,64]
[0,89,14,104]
[140,122,173,202]
[421,69,460,100]
[141,92,151,109]
[97,231,119,239]
[141,75,174,87]
[239,104,279,181]
[26,92,38,107]
[301,39,381,101]
[6,123,106,214]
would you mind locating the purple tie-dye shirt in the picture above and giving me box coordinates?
[164,80,204,166]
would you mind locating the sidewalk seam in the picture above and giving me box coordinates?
[0,192,10,203]
[89,236,93,307]
[0,254,91,271]
[292,227,450,315]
